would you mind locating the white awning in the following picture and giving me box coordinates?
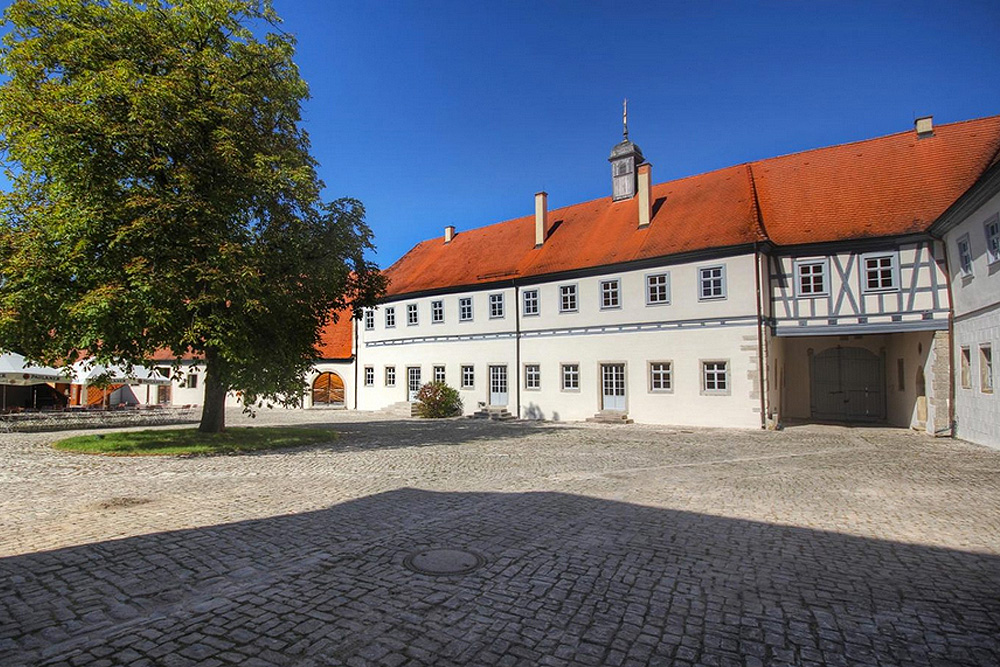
[71,359,172,386]
[0,353,70,386]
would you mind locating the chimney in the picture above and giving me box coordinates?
[534,191,548,247]
[637,163,652,228]
[915,115,933,138]
[444,225,455,244]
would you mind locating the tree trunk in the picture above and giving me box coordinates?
[198,350,227,433]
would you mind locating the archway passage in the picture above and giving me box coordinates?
[312,372,345,406]
[810,346,885,422]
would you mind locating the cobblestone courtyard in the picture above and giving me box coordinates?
[2,410,999,666]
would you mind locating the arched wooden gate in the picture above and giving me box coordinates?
[312,372,345,406]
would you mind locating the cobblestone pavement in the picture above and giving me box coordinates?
[2,410,1000,666]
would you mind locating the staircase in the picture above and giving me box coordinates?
[470,406,515,421]
[378,402,417,418]
[586,410,634,424]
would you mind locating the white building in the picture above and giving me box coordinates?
[357,114,1000,433]
[930,145,1000,448]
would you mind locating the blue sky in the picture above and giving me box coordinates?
[10,1,1000,267]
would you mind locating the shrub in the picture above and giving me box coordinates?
[415,381,463,418]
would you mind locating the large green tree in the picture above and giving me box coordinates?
[0,0,384,431]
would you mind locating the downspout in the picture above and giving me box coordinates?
[754,245,768,429]
[353,317,359,410]
[514,281,521,419]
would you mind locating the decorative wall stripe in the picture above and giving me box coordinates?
[365,316,759,348]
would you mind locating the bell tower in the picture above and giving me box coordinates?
[608,99,644,201]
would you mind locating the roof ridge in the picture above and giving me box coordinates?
[748,113,1000,168]
[745,163,769,242]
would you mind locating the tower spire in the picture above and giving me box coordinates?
[623,98,628,140]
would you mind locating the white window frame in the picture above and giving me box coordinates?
[524,364,540,390]
[459,297,473,322]
[433,365,446,383]
[385,366,396,387]
[698,264,727,301]
[600,279,621,310]
[406,303,418,326]
[648,361,673,393]
[364,309,374,331]
[522,289,540,317]
[956,234,973,277]
[794,258,830,298]
[981,344,994,394]
[431,300,444,324]
[645,272,671,305]
[860,251,900,293]
[489,293,505,319]
[559,284,578,313]
[561,363,580,391]
[461,365,475,389]
[985,213,1000,265]
[364,366,374,387]
[384,306,396,328]
[701,360,730,395]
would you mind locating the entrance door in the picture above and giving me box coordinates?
[312,372,345,406]
[602,363,626,411]
[407,367,422,402]
[489,365,508,406]
[810,347,885,422]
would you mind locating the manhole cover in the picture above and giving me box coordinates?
[403,548,485,576]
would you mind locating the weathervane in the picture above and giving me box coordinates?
[623,98,629,140]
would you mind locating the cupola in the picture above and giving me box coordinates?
[608,99,645,201]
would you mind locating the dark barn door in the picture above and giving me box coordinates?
[810,347,885,422]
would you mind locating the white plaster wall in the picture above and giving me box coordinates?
[954,310,1000,449]
[358,253,762,427]
[885,331,937,430]
[945,189,1000,318]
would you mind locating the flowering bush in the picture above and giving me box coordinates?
[415,382,463,418]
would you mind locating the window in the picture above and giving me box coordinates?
[489,293,505,319]
[646,273,670,305]
[461,365,475,389]
[698,265,726,300]
[185,373,198,389]
[364,366,374,387]
[702,361,729,394]
[961,346,972,389]
[861,252,899,293]
[459,297,473,322]
[982,344,994,393]
[986,214,1000,264]
[385,307,396,328]
[431,300,444,324]
[364,309,374,331]
[561,364,579,391]
[897,358,905,391]
[523,289,539,316]
[407,303,418,326]
[957,235,973,277]
[649,362,673,392]
[559,285,578,313]
[524,364,540,390]
[433,365,446,383]
[385,366,396,387]
[600,279,620,309]
[795,259,829,297]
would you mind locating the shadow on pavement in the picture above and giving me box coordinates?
[2,488,998,666]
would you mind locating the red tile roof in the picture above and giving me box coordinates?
[316,310,354,360]
[385,115,1000,296]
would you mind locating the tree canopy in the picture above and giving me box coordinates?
[0,0,385,431]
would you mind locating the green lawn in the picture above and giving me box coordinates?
[54,427,336,456]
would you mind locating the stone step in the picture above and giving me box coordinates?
[470,407,515,421]
[586,411,634,424]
